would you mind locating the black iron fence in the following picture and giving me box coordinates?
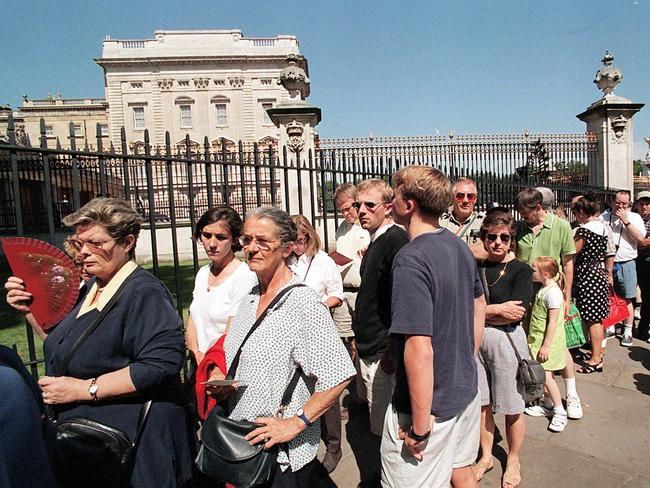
[1,115,620,376]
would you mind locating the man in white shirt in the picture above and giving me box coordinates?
[600,190,646,346]
[332,184,371,353]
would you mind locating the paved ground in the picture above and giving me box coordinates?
[320,334,650,488]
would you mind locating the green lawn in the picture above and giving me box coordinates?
[0,259,208,367]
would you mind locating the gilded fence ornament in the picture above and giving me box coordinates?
[594,51,622,96]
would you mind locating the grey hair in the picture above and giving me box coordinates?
[534,186,555,211]
[246,207,297,246]
[62,197,143,258]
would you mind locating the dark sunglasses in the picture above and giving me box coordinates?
[486,233,511,243]
[352,201,385,211]
[455,192,477,203]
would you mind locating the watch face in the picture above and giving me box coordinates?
[296,408,304,416]
[89,384,98,394]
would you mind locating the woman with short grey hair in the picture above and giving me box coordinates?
[4,197,193,487]
[207,206,355,486]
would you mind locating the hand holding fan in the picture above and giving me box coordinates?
[1,237,80,330]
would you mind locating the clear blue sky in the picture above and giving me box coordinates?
[2,0,649,158]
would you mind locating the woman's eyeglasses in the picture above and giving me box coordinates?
[352,201,385,211]
[455,192,477,203]
[239,235,277,251]
[485,233,511,243]
[70,238,113,252]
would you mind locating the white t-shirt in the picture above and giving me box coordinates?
[334,220,370,288]
[287,250,344,303]
[600,210,645,262]
[189,262,258,353]
[541,284,564,310]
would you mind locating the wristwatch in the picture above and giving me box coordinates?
[407,425,431,442]
[623,221,631,226]
[88,378,99,401]
[296,408,312,427]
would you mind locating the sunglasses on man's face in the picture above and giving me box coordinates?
[352,201,385,211]
[486,233,511,243]
[455,192,477,203]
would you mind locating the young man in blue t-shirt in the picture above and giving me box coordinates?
[381,165,486,488]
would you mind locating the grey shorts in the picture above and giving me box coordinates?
[614,260,637,299]
[476,326,528,415]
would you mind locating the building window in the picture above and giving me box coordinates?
[260,78,272,86]
[72,124,83,137]
[215,104,228,126]
[133,106,145,130]
[261,102,274,125]
[45,125,54,137]
[178,80,190,87]
[214,79,225,86]
[130,82,143,89]
[98,124,109,137]
[180,104,192,128]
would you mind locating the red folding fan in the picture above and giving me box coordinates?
[1,237,80,330]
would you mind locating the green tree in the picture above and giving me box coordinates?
[633,159,646,176]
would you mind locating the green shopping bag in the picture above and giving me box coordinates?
[565,301,586,349]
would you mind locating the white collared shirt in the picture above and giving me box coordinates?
[600,210,645,262]
[334,220,370,288]
[370,222,395,243]
[287,250,344,303]
[77,260,138,317]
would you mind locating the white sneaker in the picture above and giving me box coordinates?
[524,404,552,417]
[548,411,568,432]
[566,394,583,420]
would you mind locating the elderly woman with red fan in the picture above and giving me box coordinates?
[4,197,193,488]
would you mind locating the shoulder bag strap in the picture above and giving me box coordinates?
[131,399,153,449]
[480,266,522,362]
[58,269,140,377]
[226,283,305,380]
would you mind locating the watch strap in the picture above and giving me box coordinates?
[297,409,312,426]
[407,425,431,442]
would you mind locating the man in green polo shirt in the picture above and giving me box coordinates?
[514,188,583,421]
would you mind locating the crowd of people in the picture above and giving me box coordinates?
[2,168,650,488]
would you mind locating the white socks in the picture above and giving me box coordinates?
[624,324,633,337]
[564,377,578,398]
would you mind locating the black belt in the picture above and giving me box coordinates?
[343,286,359,292]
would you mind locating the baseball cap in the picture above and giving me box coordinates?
[637,190,650,201]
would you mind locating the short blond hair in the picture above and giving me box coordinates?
[62,197,143,258]
[393,165,452,218]
[356,179,393,204]
[291,214,321,256]
[334,183,356,203]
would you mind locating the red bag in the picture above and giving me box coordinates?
[195,335,227,421]
[602,288,630,328]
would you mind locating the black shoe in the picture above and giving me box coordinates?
[322,450,342,474]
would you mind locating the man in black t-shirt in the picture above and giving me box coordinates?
[381,166,486,488]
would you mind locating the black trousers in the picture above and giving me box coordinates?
[269,459,336,488]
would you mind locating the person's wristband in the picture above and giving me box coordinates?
[407,425,431,442]
[623,221,630,226]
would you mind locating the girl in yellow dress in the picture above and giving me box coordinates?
[528,256,570,433]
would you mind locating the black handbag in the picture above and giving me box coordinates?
[196,284,305,487]
[479,266,545,404]
[50,272,152,488]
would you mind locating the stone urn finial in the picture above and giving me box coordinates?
[278,54,310,102]
[594,51,623,96]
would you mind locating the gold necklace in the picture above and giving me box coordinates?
[487,260,510,287]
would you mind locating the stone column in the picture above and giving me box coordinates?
[267,54,322,217]
[577,52,644,192]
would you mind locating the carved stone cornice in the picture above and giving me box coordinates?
[157,79,174,91]
[229,77,245,88]
[96,56,290,67]
[193,78,210,89]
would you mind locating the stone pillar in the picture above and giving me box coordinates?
[267,54,322,217]
[577,52,644,192]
